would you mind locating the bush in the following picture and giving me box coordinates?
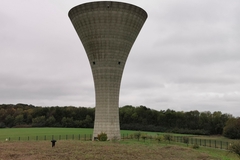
[192,143,200,149]
[155,135,164,143]
[183,137,189,146]
[97,132,108,141]
[163,134,172,143]
[229,142,240,157]
[134,132,141,141]
[0,122,6,128]
[141,133,148,142]
[172,128,210,135]
[223,118,240,139]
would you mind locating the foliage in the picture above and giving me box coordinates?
[0,122,5,128]
[32,116,46,127]
[141,133,148,142]
[192,143,200,149]
[183,136,189,145]
[163,134,172,143]
[97,132,108,141]
[229,141,240,157]
[182,136,190,147]
[119,106,232,135]
[0,103,235,137]
[134,132,141,141]
[223,118,240,139]
[155,135,164,143]
[4,115,14,127]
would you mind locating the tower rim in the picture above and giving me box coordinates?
[68,1,148,20]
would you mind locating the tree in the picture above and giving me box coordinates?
[223,118,240,139]
[46,116,56,127]
[199,111,212,133]
[14,114,24,125]
[61,117,74,127]
[32,116,46,127]
[4,115,15,127]
[0,108,6,121]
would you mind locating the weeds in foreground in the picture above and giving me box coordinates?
[228,141,240,158]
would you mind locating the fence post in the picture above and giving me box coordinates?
[19,137,20,141]
[59,135,61,140]
[36,136,38,141]
[28,136,29,141]
[90,134,92,140]
[85,134,86,141]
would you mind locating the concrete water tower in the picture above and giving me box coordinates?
[68,1,147,140]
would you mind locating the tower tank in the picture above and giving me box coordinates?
[68,1,147,140]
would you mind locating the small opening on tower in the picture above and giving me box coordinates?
[93,61,95,65]
[118,61,121,65]
[107,5,110,8]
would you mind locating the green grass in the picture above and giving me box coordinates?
[0,128,93,141]
[0,128,166,141]
[197,147,238,160]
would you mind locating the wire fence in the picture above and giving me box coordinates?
[172,136,230,150]
[4,134,232,150]
[5,134,92,141]
[121,134,231,150]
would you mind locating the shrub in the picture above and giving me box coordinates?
[129,134,134,139]
[97,132,108,141]
[163,134,172,143]
[183,137,189,146]
[0,122,6,128]
[192,143,200,149]
[141,133,148,142]
[223,118,240,139]
[229,142,240,157]
[155,135,164,143]
[111,136,119,143]
[134,132,141,141]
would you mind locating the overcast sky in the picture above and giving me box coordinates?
[1,0,240,117]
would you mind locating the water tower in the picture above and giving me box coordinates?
[69,1,147,140]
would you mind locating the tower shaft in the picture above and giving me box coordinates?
[69,1,147,140]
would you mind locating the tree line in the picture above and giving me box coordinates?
[0,103,239,139]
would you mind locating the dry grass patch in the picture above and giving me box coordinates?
[0,140,220,160]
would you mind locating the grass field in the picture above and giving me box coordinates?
[0,140,239,160]
[0,128,239,159]
[0,128,172,141]
[0,128,93,141]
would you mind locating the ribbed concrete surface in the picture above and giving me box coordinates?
[69,1,147,140]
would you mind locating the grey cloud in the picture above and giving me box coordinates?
[1,0,240,117]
